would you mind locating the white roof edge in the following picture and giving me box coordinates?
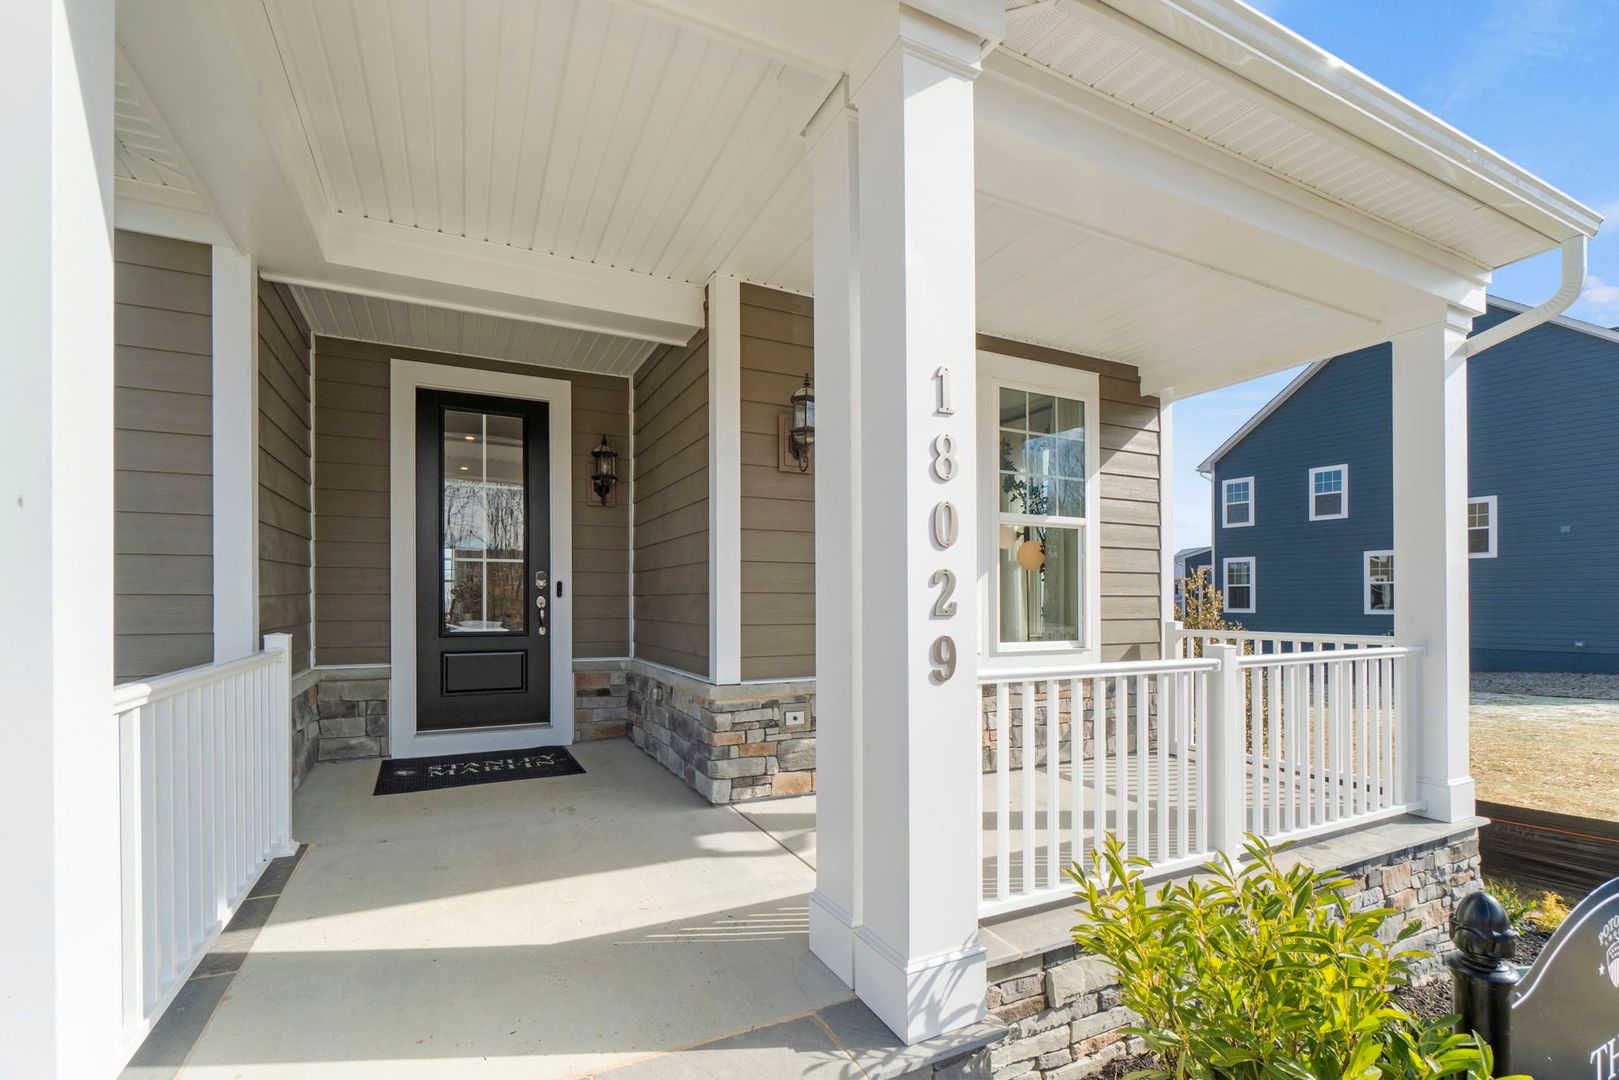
[1101,0,1603,249]
[1195,359,1329,476]
[1196,296,1619,475]
[1485,296,1619,347]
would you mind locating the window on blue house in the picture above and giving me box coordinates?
[1309,464,1348,520]
[1223,557,1254,613]
[1364,551,1394,614]
[1468,496,1497,558]
[1222,477,1253,528]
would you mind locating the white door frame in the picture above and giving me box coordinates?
[388,359,575,757]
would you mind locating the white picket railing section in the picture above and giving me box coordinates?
[979,641,1424,918]
[112,633,295,1045]
[1231,645,1421,846]
[1174,626,1393,658]
[978,656,1220,917]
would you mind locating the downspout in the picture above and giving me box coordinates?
[1461,235,1587,357]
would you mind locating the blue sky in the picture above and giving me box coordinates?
[1171,0,1619,554]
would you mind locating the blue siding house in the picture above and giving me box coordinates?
[1201,300,1619,673]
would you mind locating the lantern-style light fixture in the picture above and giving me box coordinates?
[788,373,815,471]
[590,435,618,505]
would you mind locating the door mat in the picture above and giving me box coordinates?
[373,747,585,796]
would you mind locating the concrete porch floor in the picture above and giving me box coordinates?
[169,740,889,1079]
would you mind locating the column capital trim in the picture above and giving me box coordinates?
[849,5,986,103]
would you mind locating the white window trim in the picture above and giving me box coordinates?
[1363,549,1395,616]
[1468,495,1498,559]
[1221,476,1255,529]
[1308,463,1349,521]
[1222,556,1255,614]
[977,350,1102,670]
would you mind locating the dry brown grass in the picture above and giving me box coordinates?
[1470,691,1619,821]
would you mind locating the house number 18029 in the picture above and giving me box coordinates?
[929,366,959,684]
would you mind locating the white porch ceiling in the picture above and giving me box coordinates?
[975,196,1373,373]
[288,284,659,376]
[1001,0,1552,270]
[261,0,827,294]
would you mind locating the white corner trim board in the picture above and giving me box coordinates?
[387,359,575,757]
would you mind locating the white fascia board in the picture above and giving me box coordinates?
[1196,360,1330,476]
[318,215,706,345]
[976,59,1490,313]
[114,183,230,248]
[1098,0,1601,245]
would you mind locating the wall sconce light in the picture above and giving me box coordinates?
[590,435,618,505]
[788,374,814,472]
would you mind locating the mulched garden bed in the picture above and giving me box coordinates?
[1071,931,1552,1077]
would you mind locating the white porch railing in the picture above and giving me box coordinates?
[979,641,1423,918]
[112,633,295,1045]
[1173,626,1394,657]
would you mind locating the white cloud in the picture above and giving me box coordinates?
[1584,274,1619,311]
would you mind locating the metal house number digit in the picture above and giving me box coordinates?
[930,433,957,482]
[931,500,959,549]
[929,568,957,618]
[929,636,957,684]
[934,366,955,415]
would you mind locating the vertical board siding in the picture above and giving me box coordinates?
[978,335,1165,662]
[114,230,213,681]
[632,332,710,676]
[258,280,314,672]
[1209,305,1619,672]
[311,338,631,666]
[739,285,815,681]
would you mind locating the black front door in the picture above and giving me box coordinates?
[416,389,551,731]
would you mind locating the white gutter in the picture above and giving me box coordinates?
[1461,236,1587,357]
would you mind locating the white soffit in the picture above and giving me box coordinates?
[1000,0,1559,269]
[261,0,829,296]
[976,196,1373,374]
[114,60,195,193]
[289,284,659,377]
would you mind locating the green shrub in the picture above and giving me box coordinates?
[1068,835,1527,1079]
[1482,877,1537,933]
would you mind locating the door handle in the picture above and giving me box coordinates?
[535,592,548,636]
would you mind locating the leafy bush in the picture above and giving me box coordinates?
[1483,877,1538,933]
[1069,836,1526,1079]
[1175,567,1242,633]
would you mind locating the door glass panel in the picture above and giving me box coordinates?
[442,409,525,633]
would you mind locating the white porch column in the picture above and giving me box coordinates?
[1391,311,1476,822]
[707,274,743,684]
[807,84,861,988]
[847,8,987,1043]
[212,246,260,661]
[0,0,122,1076]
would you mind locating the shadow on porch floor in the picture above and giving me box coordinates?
[151,740,894,1079]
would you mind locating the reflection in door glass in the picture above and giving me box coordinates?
[442,409,525,632]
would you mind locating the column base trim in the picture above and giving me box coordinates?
[1416,776,1476,823]
[853,926,987,1045]
[808,890,857,988]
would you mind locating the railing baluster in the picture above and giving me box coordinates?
[1249,664,1262,834]
[995,682,1008,903]
[1069,678,1084,872]
[1155,673,1168,863]
[1020,681,1035,896]
[1046,678,1061,890]
[1094,678,1109,862]
[1176,672,1189,857]
[1134,675,1149,860]
[1114,675,1128,859]
[1267,664,1281,834]
[1194,669,1208,852]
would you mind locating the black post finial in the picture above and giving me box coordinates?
[1447,889,1521,1071]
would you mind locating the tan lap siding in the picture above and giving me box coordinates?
[258,280,314,672]
[631,333,710,676]
[738,286,815,681]
[311,338,631,665]
[113,230,213,681]
[977,335,1163,662]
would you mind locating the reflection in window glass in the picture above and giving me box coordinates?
[442,410,525,632]
[997,386,1087,646]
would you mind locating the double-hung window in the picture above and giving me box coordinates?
[1308,464,1348,520]
[1364,551,1394,614]
[1222,557,1255,614]
[981,352,1099,659]
[1468,496,1498,558]
[1222,477,1254,528]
